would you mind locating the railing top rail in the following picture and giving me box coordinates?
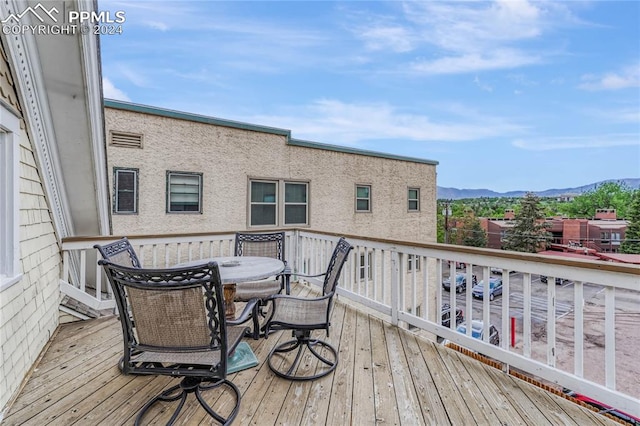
[297,230,640,276]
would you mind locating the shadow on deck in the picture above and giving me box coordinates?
[3,283,618,425]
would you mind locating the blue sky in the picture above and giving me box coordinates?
[100,1,639,193]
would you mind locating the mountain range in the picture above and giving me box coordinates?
[437,178,640,200]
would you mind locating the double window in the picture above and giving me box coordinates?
[355,184,371,212]
[249,179,308,227]
[167,171,203,213]
[407,254,421,271]
[113,168,138,214]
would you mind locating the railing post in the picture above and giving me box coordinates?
[391,250,399,326]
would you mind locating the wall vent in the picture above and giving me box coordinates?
[110,131,143,148]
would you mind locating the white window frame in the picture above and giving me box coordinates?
[408,187,420,212]
[113,167,138,214]
[166,171,203,214]
[0,104,23,290]
[359,252,372,281]
[407,254,421,272]
[355,184,371,212]
[248,178,309,228]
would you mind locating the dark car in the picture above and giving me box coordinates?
[540,275,570,285]
[472,278,503,301]
[442,273,477,293]
[563,389,640,425]
[456,320,499,345]
[441,303,464,328]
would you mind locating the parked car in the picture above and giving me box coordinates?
[540,275,570,285]
[441,303,464,328]
[563,389,640,425]
[442,273,477,293]
[456,320,500,345]
[472,278,503,301]
[490,267,517,275]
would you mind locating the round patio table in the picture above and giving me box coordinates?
[175,256,285,319]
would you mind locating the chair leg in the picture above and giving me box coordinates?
[267,330,338,381]
[134,377,240,425]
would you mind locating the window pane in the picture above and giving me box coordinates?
[115,170,136,213]
[168,173,201,213]
[409,200,419,211]
[285,183,306,203]
[356,186,369,198]
[356,199,369,211]
[251,181,277,202]
[251,205,276,226]
[408,189,418,199]
[285,205,307,224]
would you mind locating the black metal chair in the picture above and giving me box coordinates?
[94,237,141,268]
[99,260,245,425]
[264,237,353,381]
[234,231,291,338]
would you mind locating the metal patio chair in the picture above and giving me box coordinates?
[94,236,141,268]
[263,237,353,381]
[233,231,291,338]
[99,260,245,425]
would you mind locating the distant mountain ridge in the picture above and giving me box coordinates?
[437,178,640,200]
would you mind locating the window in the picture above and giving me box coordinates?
[249,179,309,227]
[284,182,308,225]
[408,188,420,211]
[359,252,372,280]
[356,185,371,212]
[250,180,277,226]
[0,104,22,289]
[113,168,138,214]
[408,254,421,271]
[166,171,202,213]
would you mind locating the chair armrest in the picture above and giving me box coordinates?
[227,298,259,326]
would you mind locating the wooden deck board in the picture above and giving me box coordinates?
[3,283,621,426]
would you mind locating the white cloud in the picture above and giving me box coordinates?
[144,21,169,31]
[102,78,130,101]
[474,76,493,92]
[411,50,540,75]
[512,134,639,151]
[249,99,523,144]
[579,63,640,90]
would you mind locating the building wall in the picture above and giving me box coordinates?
[0,43,60,412]
[104,105,437,244]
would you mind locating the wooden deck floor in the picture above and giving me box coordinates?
[3,284,619,425]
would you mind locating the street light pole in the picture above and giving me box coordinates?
[443,200,452,244]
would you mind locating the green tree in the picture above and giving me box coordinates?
[454,211,487,247]
[559,181,633,218]
[620,190,640,254]
[503,193,551,253]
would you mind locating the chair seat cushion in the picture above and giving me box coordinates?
[270,296,329,327]
[133,326,246,365]
[234,280,281,301]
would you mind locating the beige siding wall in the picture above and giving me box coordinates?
[0,44,61,412]
[105,107,437,244]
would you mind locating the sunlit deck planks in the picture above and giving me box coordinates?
[3,283,618,426]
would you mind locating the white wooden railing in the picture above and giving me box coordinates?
[60,230,640,418]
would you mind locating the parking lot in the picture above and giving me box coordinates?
[441,265,640,398]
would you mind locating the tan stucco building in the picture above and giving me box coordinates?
[104,100,439,244]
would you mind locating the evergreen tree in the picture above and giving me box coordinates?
[620,190,640,254]
[455,210,487,247]
[503,192,550,253]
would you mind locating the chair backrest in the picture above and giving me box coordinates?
[99,260,230,375]
[235,231,285,261]
[322,237,353,296]
[94,237,141,268]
